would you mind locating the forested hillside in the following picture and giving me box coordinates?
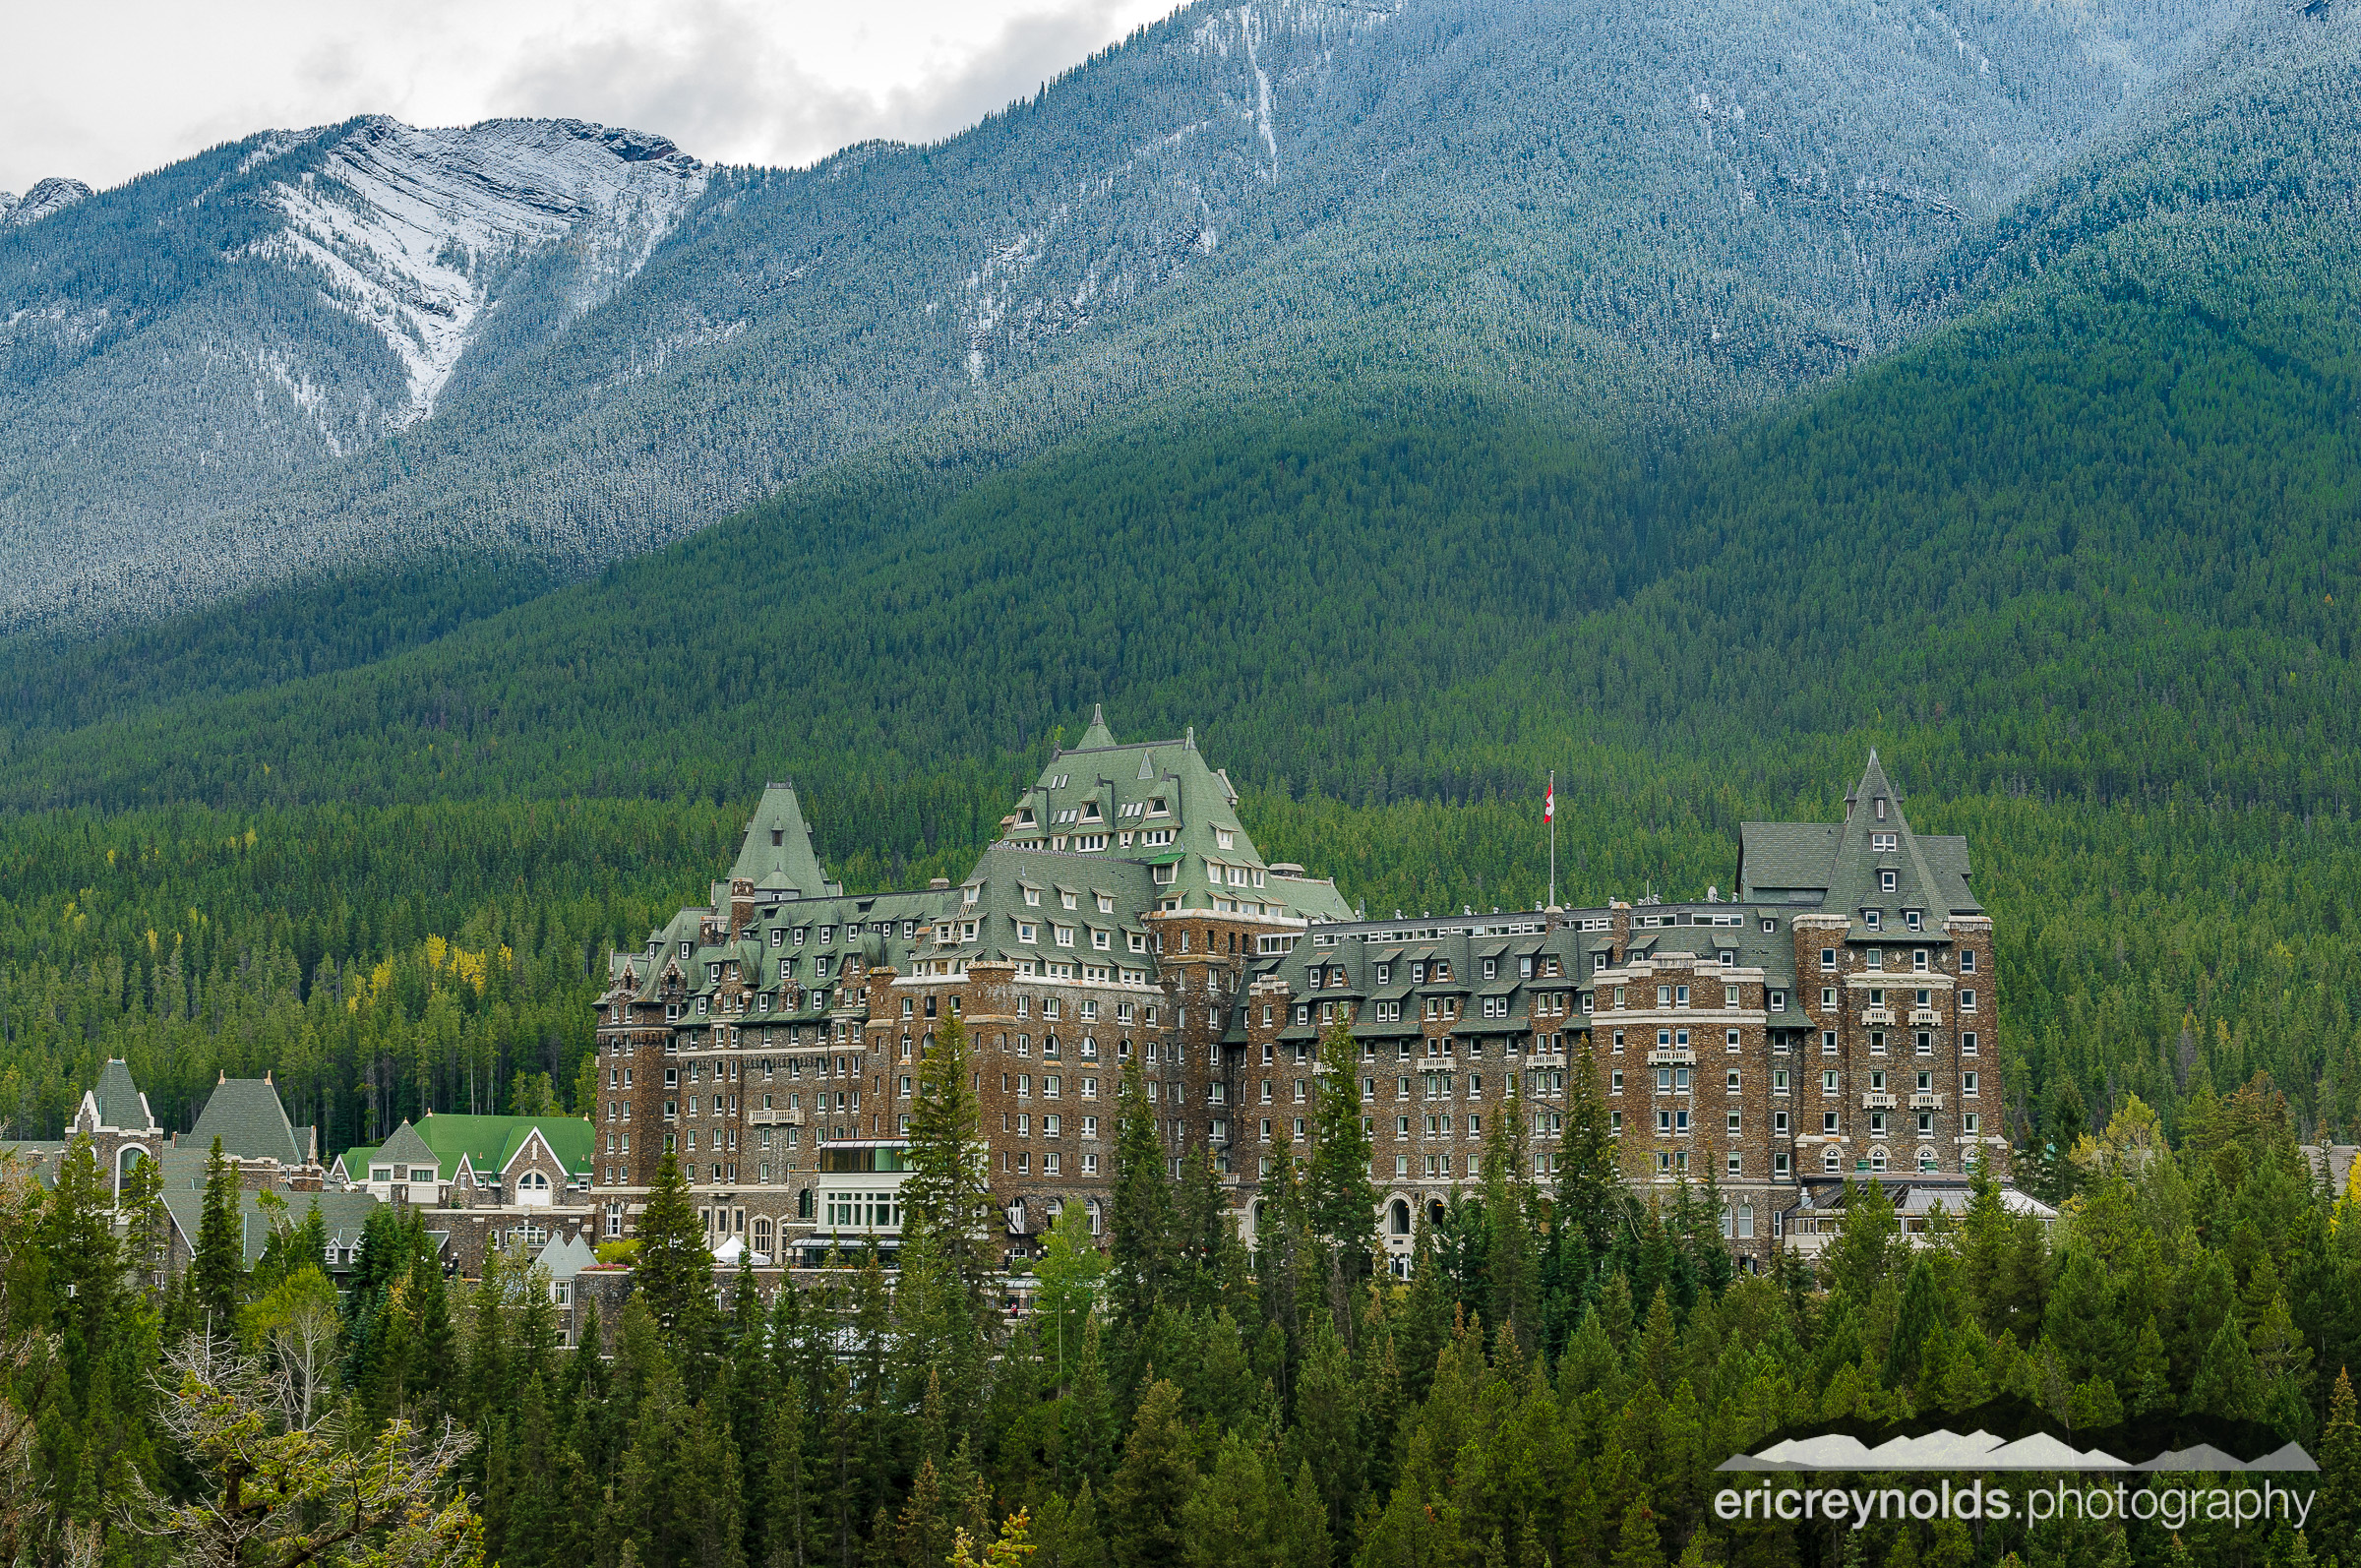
[4,3,2359,1156]
[0,0,2247,637]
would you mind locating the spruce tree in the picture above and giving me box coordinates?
[2313,1365,2358,1549]
[634,1150,714,1349]
[191,1136,244,1340]
[1110,1058,1175,1326]
[1304,1022,1376,1291]
[903,1014,995,1296]
[1556,1034,1621,1258]
[1106,1380,1197,1568]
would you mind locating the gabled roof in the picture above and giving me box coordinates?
[729,782,833,896]
[1737,753,1979,923]
[160,1184,381,1269]
[366,1114,595,1183]
[330,1145,380,1183]
[536,1231,599,1280]
[189,1077,309,1167]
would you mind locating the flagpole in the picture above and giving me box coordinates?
[1547,769,1557,910]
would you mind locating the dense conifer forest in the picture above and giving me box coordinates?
[4,1021,2357,1568]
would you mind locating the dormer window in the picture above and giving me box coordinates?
[1060,891,1077,911]
[1097,894,1113,913]
[771,828,784,846]
[1871,832,1898,851]
[1906,910,1923,932]
[1081,803,1102,822]
[1483,958,1497,980]
[1863,910,1881,930]
[1875,797,1888,821]
[1024,887,1041,906]
[1880,870,1898,892]
[1147,797,1169,816]
[1216,828,1236,850]
[1017,808,1036,826]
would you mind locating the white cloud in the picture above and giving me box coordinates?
[0,0,1180,195]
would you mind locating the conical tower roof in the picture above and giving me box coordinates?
[1076,703,1116,750]
[729,782,832,896]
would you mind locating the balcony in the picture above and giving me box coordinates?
[1861,1007,1895,1026]
[1909,1008,1942,1026]
[1645,1049,1696,1066]
[1860,1092,1897,1110]
[1910,1093,1945,1110]
[748,1108,806,1126]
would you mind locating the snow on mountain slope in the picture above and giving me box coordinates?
[250,117,705,421]
[0,177,91,227]
[0,0,2282,642]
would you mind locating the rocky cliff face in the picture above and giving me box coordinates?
[0,177,92,227]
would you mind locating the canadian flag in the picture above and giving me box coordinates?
[1544,780,1554,823]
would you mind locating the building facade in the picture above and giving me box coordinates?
[591,720,2007,1267]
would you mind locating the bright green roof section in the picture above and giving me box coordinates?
[350,1114,593,1182]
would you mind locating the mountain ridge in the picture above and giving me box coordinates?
[0,0,2258,640]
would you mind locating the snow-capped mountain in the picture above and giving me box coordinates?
[243,117,704,422]
[0,0,2279,639]
[0,177,91,227]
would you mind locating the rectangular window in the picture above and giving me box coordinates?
[1773,1070,1789,1095]
[1773,1152,1790,1176]
[1820,948,1838,971]
[1960,990,1976,1011]
[1962,1032,1977,1056]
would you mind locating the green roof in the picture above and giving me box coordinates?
[91,1059,155,1131]
[353,1114,594,1182]
[728,782,834,896]
[190,1077,308,1167]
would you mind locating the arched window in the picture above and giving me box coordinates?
[797,1187,815,1220]
[1427,1200,1447,1229]
[1085,1199,1103,1236]
[114,1144,148,1197]
[1823,1147,1841,1174]
[515,1170,553,1207]
[1869,1147,1888,1173]
[754,1217,773,1250]
[1389,1198,1412,1236]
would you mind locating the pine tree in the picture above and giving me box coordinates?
[1107,1380,1197,1568]
[633,1150,714,1351]
[191,1136,244,1340]
[2315,1366,2359,1551]
[2186,1311,2264,1421]
[904,1014,995,1296]
[1110,1058,1176,1327]
[1304,1021,1376,1298]
[1556,1034,1620,1258]
[764,1375,813,1568]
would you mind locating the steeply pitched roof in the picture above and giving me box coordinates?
[728,782,833,896]
[1076,704,1116,750]
[1735,822,1840,899]
[91,1060,157,1132]
[382,1114,595,1182]
[160,1183,381,1268]
[189,1077,308,1167]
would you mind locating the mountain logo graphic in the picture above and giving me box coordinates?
[1716,1428,2318,1474]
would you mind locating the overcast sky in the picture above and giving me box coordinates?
[1,0,1181,196]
